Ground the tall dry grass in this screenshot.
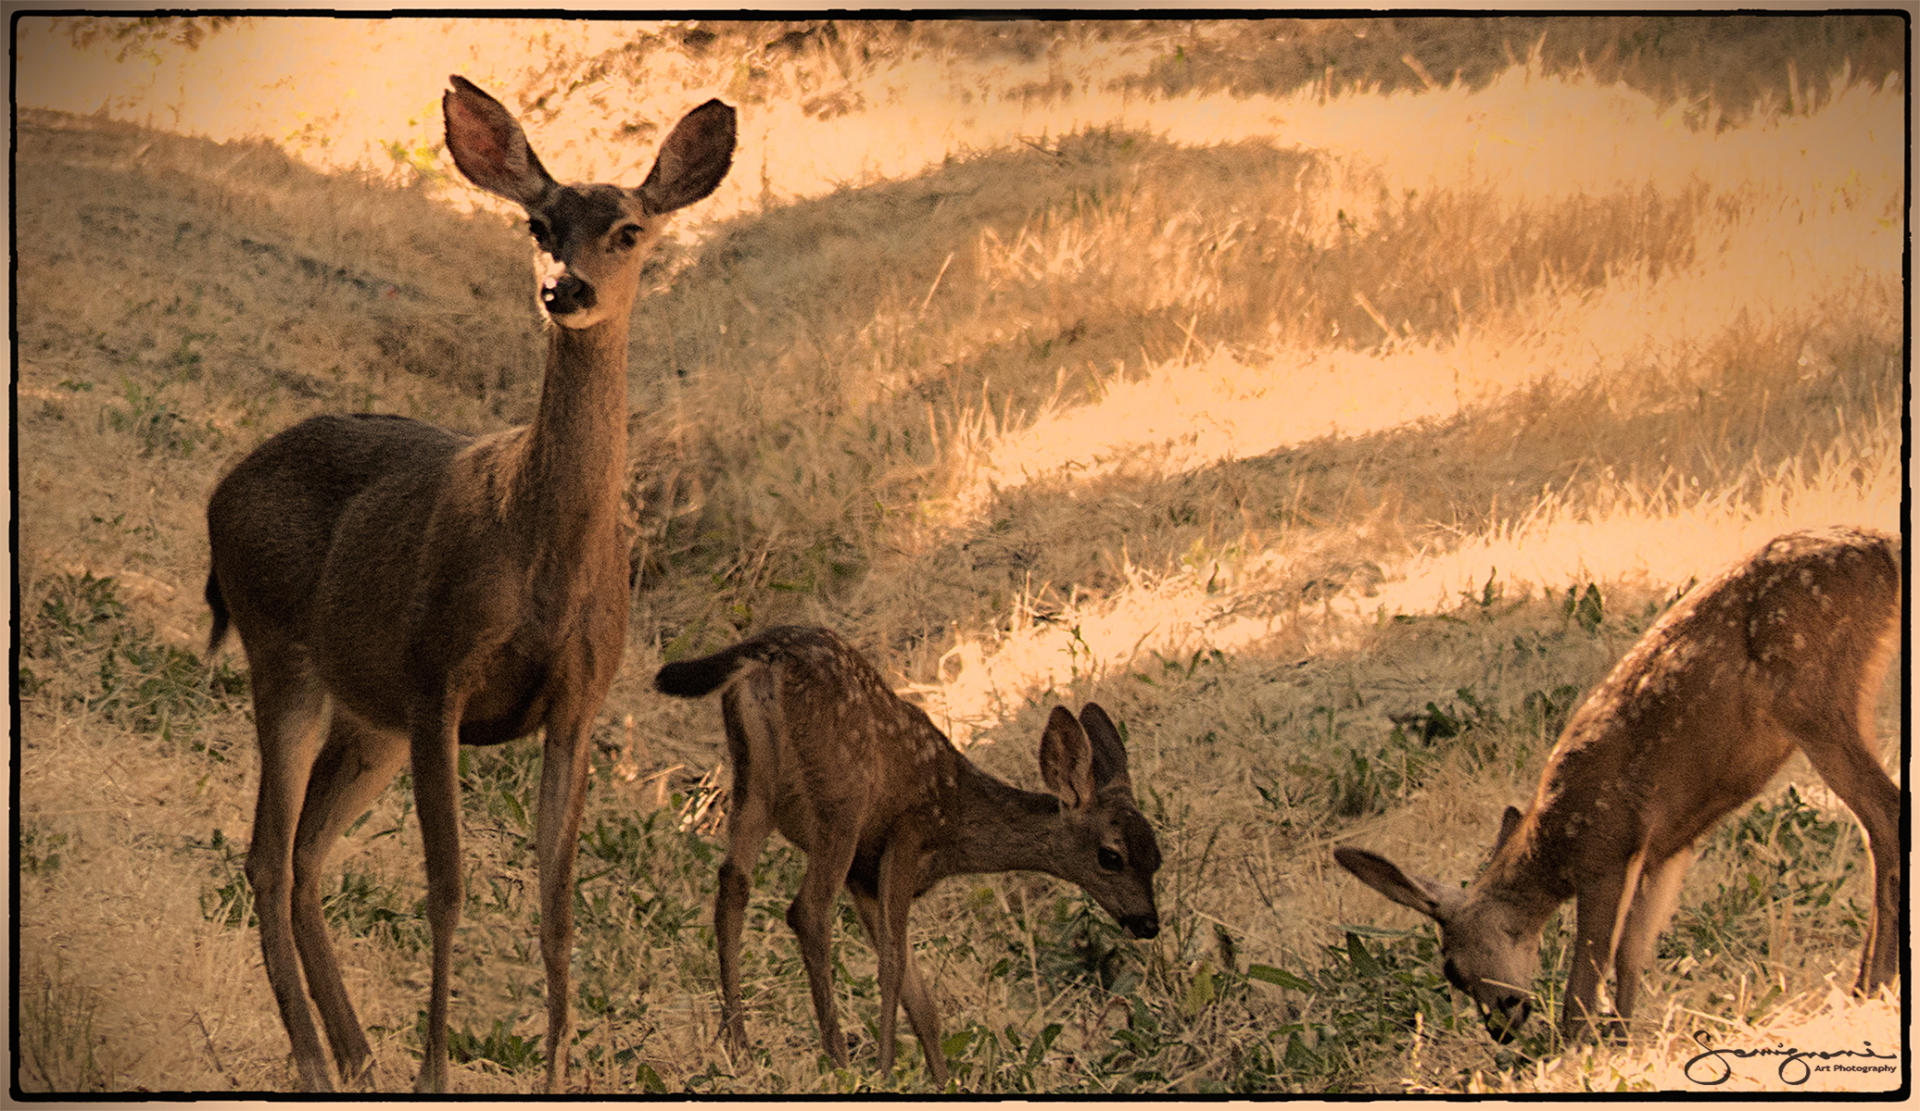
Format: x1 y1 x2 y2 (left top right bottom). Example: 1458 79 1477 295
12 14 1906 1095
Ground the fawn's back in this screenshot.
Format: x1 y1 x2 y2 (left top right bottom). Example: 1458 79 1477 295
1525 526 1900 871
660 626 965 865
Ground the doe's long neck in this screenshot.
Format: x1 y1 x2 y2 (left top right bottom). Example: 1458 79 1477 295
518 312 633 549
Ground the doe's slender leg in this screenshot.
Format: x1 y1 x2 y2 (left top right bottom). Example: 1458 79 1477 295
289 713 408 1085
243 651 334 1091
409 692 466 1094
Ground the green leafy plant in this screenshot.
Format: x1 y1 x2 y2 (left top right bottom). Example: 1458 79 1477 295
24 573 248 754
17 962 117 1091
21 826 69 876
1562 581 1605 634
102 378 219 457
1669 786 1864 969
429 1016 544 1074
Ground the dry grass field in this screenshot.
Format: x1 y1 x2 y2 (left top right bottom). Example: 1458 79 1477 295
11 14 1907 1096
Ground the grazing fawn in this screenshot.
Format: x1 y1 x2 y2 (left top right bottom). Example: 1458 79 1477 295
654 625 1163 1086
1336 526 1902 1042
205 77 734 1091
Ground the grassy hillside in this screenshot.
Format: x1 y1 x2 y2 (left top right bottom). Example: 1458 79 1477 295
13 15 1905 1095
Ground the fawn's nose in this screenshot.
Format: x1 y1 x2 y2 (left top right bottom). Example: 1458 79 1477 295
541 273 595 317
1120 913 1160 939
1481 995 1531 1043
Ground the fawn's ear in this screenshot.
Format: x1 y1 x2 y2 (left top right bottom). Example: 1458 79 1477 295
1077 702 1131 790
443 75 555 208
1038 706 1096 810
1333 846 1456 922
638 99 736 215
1492 806 1526 855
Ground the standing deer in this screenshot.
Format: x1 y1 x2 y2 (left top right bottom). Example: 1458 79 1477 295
204 77 734 1091
653 626 1163 1086
1335 526 1902 1043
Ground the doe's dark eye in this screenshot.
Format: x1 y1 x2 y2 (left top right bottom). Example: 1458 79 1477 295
528 218 552 247
614 223 641 250
1097 847 1125 873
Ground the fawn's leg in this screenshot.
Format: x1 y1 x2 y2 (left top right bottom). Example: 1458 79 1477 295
714 777 773 1059
785 825 860 1070
849 885 947 1087
1790 706 1902 994
872 835 924 1077
1562 854 1639 1039
1612 848 1690 1023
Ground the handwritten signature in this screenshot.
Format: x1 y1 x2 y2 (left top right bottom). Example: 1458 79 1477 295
1683 1029 1898 1085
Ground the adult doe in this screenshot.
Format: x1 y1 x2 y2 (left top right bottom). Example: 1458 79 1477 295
654 626 1163 1086
1335 526 1901 1043
204 77 734 1091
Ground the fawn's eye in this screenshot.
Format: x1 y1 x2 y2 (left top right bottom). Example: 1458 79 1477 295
1097 847 1125 873
528 218 551 248
614 223 641 250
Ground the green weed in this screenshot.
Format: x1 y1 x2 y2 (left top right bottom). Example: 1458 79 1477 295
20 825 70 876
428 1015 543 1075
1242 926 1537 1092
193 823 426 955
326 870 429 954
23 572 248 755
203 873 254 930
382 133 447 185
101 378 219 457
1669 787 1865 972
458 743 541 841
1562 582 1606 633
194 827 253 927
17 962 117 1092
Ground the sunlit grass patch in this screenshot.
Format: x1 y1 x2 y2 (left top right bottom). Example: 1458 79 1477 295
913 388 1895 746
1487 980 1903 1094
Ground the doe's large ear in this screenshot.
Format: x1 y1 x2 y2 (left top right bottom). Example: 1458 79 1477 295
1038 706 1095 810
1077 702 1130 790
443 75 555 208
1333 846 1456 922
638 99 736 215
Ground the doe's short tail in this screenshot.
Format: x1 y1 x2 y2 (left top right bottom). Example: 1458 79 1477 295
205 571 232 655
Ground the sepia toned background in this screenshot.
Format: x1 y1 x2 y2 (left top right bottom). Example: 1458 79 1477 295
12 14 1905 1094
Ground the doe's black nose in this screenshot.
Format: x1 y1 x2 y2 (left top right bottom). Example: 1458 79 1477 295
542 273 595 316
1120 914 1160 939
